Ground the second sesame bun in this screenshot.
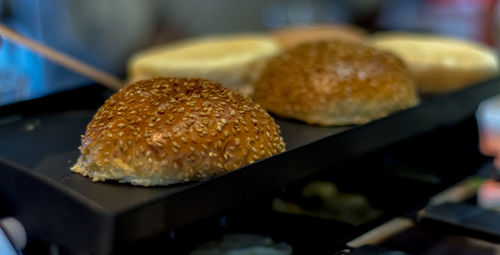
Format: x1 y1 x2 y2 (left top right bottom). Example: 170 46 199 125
253 41 419 126
271 24 366 50
127 34 279 95
370 33 499 94
71 78 286 186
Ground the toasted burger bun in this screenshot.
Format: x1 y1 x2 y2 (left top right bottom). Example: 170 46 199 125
253 40 419 126
271 24 366 50
127 34 279 94
71 77 286 186
370 33 499 94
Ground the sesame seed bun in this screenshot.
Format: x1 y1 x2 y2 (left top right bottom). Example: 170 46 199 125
370 33 499 94
71 77 286 186
253 40 419 126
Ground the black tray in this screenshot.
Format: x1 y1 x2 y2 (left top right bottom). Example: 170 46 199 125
1 78 500 254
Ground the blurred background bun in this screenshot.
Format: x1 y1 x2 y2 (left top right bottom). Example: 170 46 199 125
253 40 419 126
271 24 366 49
370 33 499 94
127 34 279 95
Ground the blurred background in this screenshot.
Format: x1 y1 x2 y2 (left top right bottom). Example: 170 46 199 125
0 0 498 105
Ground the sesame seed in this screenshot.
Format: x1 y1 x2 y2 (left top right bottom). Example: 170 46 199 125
177 107 185 113
146 151 152 157
118 131 124 137
181 137 188 143
118 123 125 128
107 133 113 138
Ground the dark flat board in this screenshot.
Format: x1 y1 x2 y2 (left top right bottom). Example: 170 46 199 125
0 77 499 254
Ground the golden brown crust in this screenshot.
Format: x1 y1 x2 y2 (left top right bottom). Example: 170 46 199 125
253 41 419 126
271 24 366 50
71 77 286 186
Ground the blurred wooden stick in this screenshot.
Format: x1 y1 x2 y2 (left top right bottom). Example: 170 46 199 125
0 23 124 90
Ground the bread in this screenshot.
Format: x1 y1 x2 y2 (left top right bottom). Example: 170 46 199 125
271 24 366 49
253 40 419 126
370 33 499 94
127 34 279 94
71 77 286 186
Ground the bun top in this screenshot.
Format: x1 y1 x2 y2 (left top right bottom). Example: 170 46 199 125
370 33 499 94
127 34 279 91
370 33 498 69
74 77 285 186
271 24 366 49
253 40 418 125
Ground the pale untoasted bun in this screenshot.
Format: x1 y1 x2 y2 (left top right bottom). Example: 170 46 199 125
71 77 286 186
253 41 419 126
271 24 366 49
127 34 279 94
370 33 499 94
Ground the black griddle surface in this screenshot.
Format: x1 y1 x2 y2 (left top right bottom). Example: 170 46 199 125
1 77 499 254
0 110 347 213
